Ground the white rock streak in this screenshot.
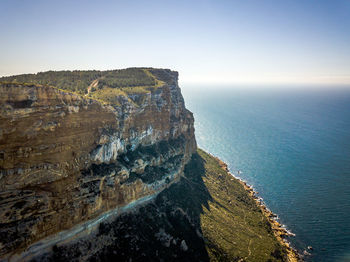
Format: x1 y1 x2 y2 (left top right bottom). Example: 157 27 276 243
91 126 154 163
9 194 156 262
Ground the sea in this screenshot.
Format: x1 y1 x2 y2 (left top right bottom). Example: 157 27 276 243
182 85 350 262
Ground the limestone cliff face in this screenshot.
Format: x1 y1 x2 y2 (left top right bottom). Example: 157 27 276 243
0 69 196 259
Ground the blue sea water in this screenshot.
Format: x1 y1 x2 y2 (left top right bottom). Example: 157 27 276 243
182 86 350 262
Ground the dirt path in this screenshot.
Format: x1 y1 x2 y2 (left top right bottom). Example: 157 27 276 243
245 239 252 260
86 79 99 96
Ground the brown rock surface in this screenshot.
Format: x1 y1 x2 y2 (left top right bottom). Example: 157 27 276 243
0 69 196 259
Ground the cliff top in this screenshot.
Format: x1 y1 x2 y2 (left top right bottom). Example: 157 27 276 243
0 68 178 105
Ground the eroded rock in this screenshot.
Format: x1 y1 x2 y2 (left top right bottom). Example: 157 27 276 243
0 69 196 259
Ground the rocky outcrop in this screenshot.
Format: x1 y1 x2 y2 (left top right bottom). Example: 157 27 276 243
0 69 196 259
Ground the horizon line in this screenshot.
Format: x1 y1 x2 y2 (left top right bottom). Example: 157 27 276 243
1 68 349 88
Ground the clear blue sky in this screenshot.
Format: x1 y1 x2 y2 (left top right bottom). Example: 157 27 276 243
1 0 349 85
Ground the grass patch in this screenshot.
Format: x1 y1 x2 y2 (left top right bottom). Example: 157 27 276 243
89 87 127 106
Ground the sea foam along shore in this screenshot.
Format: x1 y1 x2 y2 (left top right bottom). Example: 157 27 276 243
211 154 302 262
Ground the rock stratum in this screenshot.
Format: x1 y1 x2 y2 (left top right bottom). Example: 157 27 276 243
0 69 196 260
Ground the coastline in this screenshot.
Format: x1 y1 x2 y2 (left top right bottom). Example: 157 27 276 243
212 154 301 262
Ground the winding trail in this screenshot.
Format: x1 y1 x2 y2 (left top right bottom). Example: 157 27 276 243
86 79 99 96
245 239 252 260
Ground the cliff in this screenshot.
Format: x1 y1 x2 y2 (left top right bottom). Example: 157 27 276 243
0 69 196 259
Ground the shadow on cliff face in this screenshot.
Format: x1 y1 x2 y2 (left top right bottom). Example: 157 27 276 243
44 152 213 262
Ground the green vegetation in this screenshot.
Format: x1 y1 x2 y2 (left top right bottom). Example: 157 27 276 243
0 70 102 95
0 68 171 105
97 68 155 89
90 87 126 106
196 149 287 261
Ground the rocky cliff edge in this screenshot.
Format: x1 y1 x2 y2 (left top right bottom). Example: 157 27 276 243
0 68 196 259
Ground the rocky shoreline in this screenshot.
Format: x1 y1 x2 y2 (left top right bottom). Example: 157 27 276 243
213 155 302 262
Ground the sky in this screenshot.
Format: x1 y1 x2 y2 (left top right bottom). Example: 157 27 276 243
1 0 350 86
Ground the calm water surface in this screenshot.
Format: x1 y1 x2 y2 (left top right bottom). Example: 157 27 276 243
182 86 350 262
